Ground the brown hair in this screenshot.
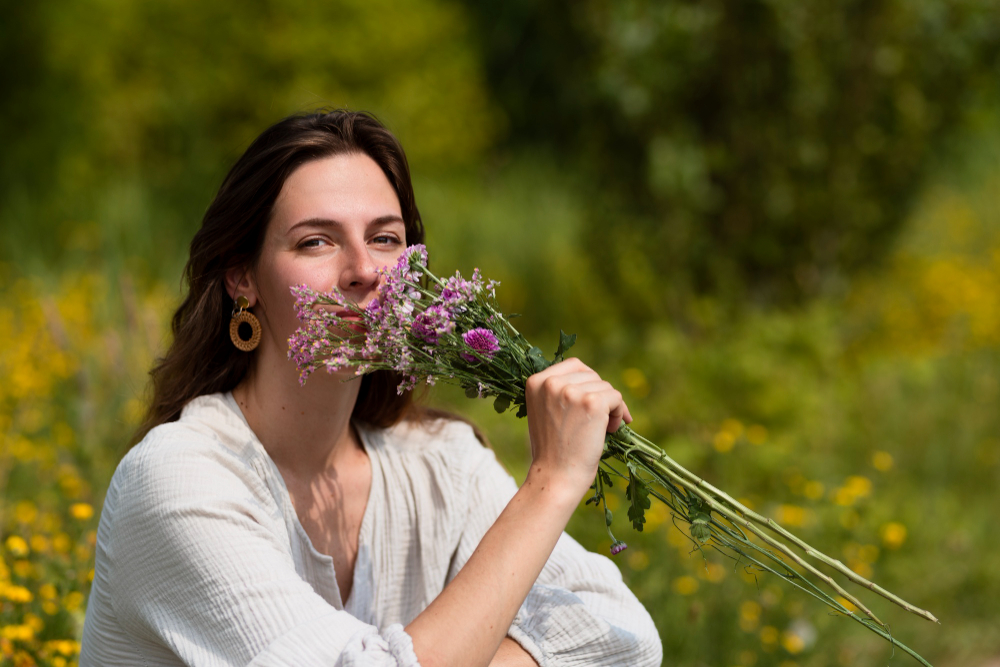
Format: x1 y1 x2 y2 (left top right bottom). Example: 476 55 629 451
131 110 428 445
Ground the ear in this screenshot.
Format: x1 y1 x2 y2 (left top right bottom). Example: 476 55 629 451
224 266 258 307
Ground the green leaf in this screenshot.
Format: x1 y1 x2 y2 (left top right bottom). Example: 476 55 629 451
527 346 551 373
626 471 651 532
688 496 712 544
555 330 577 360
465 386 479 399
493 395 510 413
515 403 528 418
690 522 711 543
598 468 613 488
604 506 613 527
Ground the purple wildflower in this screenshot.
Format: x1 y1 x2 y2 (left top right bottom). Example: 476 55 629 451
411 305 454 345
397 244 429 281
461 328 500 363
610 541 628 555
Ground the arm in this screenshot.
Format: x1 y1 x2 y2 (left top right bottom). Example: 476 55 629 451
406 358 638 667
442 384 662 666
490 638 539 667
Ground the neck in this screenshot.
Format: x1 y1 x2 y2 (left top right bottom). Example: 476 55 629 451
232 335 363 480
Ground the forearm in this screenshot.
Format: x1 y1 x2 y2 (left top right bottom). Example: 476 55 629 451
406 470 577 667
488 637 539 667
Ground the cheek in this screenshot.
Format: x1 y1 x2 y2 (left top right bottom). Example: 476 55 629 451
382 244 408 269
254 260 301 315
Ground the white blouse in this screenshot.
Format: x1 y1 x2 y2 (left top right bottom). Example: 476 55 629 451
80 392 662 666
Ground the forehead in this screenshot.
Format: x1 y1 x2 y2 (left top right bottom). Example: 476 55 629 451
270 153 402 229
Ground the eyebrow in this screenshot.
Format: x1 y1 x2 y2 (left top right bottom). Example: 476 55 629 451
287 215 405 234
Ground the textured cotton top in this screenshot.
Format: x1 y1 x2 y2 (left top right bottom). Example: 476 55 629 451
80 392 662 667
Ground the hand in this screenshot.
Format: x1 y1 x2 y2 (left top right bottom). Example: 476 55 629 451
524 358 632 499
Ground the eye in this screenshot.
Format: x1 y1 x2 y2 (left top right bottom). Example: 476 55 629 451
298 237 328 249
371 234 402 246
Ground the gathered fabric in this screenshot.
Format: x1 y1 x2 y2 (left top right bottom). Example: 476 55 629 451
80 392 662 667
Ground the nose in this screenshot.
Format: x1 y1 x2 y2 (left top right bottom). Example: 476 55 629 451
337 240 379 298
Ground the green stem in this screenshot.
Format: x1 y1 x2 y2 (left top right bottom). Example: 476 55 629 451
608 427 939 624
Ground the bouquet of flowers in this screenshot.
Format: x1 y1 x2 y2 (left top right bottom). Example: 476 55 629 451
289 245 938 665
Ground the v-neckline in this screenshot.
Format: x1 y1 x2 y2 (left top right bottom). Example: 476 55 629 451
222 391 379 611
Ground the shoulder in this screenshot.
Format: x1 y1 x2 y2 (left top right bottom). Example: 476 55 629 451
110 393 273 518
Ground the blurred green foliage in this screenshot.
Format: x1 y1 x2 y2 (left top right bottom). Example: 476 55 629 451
2 0 1000 665
466 0 1000 307
0 0 498 276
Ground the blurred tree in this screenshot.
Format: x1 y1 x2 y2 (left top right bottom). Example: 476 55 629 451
0 0 498 273
465 0 1000 309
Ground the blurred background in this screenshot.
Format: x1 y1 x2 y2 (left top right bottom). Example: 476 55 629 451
1 1 999 665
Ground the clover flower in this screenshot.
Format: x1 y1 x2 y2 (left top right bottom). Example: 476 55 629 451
461 327 500 363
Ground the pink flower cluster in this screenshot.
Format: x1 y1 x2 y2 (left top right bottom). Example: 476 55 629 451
288 244 505 393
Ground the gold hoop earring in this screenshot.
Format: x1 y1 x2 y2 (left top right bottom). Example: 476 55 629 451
229 295 261 352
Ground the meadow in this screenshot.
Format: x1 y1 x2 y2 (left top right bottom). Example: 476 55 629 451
2 128 999 667
2 3 1000 662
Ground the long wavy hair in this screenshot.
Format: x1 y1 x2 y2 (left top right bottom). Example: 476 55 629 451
131 110 434 446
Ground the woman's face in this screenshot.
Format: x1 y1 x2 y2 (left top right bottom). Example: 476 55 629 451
243 152 407 358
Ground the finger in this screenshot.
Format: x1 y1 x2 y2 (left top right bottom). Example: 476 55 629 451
530 357 591 382
554 379 617 404
530 371 603 401
562 382 627 431
607 399 626 433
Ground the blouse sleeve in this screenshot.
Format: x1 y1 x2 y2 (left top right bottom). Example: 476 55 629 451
99 432 421 667
446 437 663 667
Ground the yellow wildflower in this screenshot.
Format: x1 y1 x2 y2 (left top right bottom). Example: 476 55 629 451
30 534 51 553
4 535 29 558
621 368 650 397
781 631 805 654
713 430 736 453
52 533 71 554
23 614 43 634
14 502 38 525
0 625 34 642
0 584 33 603
63 591 85 612
872 451 894 471
672 576 699 596
47 639 81 656
69 503 94 521
881 522 908 549
803 480 824 500
627 550 650 571
775 504 808 528
739 600 761 632
698 561 726 583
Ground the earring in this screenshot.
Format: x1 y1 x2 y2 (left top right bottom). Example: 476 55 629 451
229 295 261 352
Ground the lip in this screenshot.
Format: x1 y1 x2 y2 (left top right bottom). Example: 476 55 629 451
329 309 366 333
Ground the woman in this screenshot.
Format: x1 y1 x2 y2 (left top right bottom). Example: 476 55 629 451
80 110 662 667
